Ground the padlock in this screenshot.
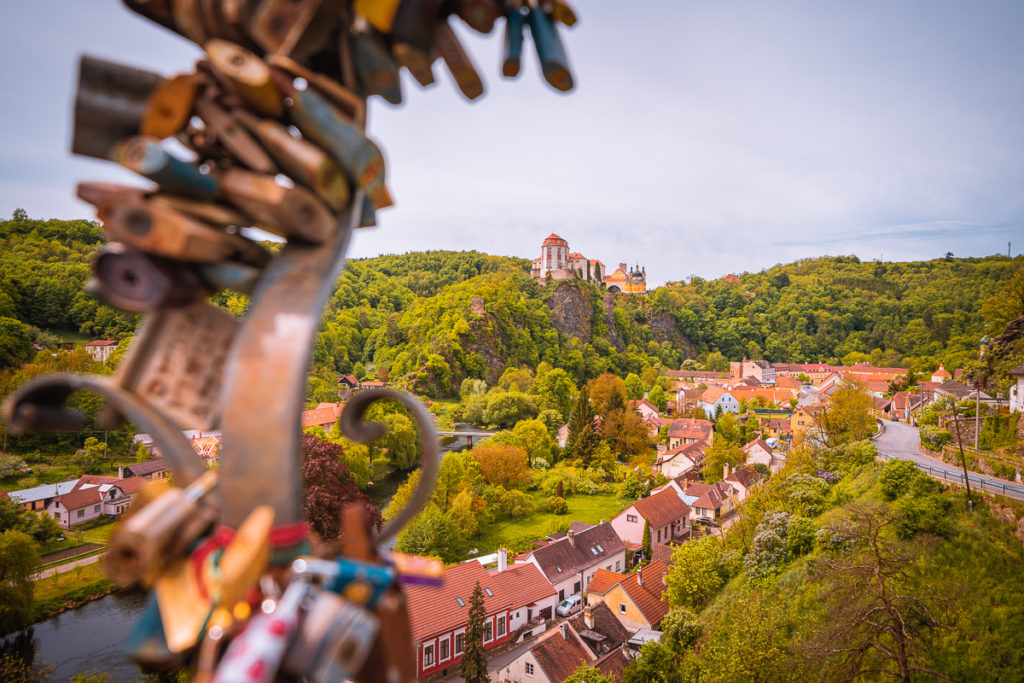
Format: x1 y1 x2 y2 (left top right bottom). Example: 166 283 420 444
93 244 204 312
205 39 285 117
291 556 394 607
382 550 444 587
502 2 525 78
392 43 436 87
455 0 500 33
115 136 220 200
527 6 573 91
248 0 338 58
218 168 337 243
541 0 577 27
278 77 394 211
141 73 198 139
233 109 351 210
95 195 271 267
105 470 219 585
212 577 307 683
268 55 365 124
194 96 278 173
153 194 252 228
216 505 275 609
282 590 379 681
434 21 485 100
351 20 403 105
195 261 263 295
72 55 165 160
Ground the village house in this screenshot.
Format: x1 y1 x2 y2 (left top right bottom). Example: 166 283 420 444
46 484 132 529
7 480 78 512
301 402 344 431
336 374 360 390
675 387 705 414
611 488 691 550
585 561 671 631
790 407 814 440
931 364 953 383
666 418 714 448
724 466 764 502
404 551 557 680
629 399 660 421
498 602 633 683
677 481 733 521
729 385 798 408
655 441 706 480
741 437 775 470
84 339 118 363
884 391 926 422
72 474 147 513
1010 361 1024 413
730 358 776 385
521 522 628 603
121 459 169 480
699 387 739 417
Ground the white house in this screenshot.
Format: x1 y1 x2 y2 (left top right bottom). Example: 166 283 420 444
1010 361 1024 414
610 488 690 549
45 485 129 529
84 339 117 363
699 387 739 416
655 441 705 479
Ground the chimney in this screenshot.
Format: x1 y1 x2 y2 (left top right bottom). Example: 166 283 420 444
497 548 507 573
584 605 594 629
559 623 568 640
637 570 644 587
724 462 731 479
599 519 605 526
117 464 124 479
567 529 575 547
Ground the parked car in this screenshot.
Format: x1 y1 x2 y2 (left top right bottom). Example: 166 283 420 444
556 594 583 617
695 516 718 527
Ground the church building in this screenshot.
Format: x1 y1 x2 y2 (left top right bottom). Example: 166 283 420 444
529 234 645 293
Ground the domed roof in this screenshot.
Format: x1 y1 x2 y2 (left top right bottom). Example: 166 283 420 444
542 233 568 247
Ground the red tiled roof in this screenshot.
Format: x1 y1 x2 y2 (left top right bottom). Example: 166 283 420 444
742 438 773 455
667 418 713 439
681 482 725 512
726 466 762 490
405 561 554 642
543 234 568 247
85 339 117 347
124 459 168 477
587 568 625 596
73 475 147 496
532 628 592 681
53 487 103 511
301 403 343 428
633 488 690 530
650 543 675 566
619 561 670 626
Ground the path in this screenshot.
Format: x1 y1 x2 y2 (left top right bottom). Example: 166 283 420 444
33 552 104 581
875 419 1024 501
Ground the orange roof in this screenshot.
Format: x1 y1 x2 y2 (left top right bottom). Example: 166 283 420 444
774 376 802 390
85 339 117 346
667 418 713 439
618 561 670 626
587 568 625 596
633 488 690 529
53 487 103 511
728 386 797 403
568 252 585 259
543 233 568 247
700 386 732 403
301 403 343 428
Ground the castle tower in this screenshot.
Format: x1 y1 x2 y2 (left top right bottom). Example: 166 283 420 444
537 233 569 278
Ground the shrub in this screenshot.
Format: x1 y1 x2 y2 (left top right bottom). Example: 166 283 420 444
879 459 922 500
551 496 569 515
920 425 952 451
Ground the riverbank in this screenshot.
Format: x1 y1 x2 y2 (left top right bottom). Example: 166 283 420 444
33 562 118 622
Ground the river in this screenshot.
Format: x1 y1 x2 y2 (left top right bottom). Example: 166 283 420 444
2 590 148 681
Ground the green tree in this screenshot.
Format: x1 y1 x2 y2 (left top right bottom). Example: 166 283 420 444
704 351 729 372
534 368 577 418
564 393 600 466
394 503 461 562
642 519 651 560
702 441 747 483
0 317 33 370
665 536 728 611
380 413 420 471
0 529 40 633
482 390 537 429
648 384 667 412
625 373 644 400
511 418 556 465
564 665 613 683
0 497 25 533
460 582 489 683
72 436 108 474
585 373 628 417
813 380 875 447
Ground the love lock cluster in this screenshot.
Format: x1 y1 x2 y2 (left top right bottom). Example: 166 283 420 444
3 1 578 681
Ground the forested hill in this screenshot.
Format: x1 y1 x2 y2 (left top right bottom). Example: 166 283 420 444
1 214 1018 395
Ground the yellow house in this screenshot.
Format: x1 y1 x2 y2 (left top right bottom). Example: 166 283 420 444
791 407 814 439
603 263 646 294
585 561 670 631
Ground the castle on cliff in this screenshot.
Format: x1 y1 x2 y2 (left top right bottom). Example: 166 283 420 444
529 233 646 294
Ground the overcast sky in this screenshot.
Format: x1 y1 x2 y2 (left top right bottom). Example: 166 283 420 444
1 1 1021 285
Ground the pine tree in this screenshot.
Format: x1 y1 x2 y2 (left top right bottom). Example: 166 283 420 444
565 392 599 465
460 581 489 683
642 519 652 561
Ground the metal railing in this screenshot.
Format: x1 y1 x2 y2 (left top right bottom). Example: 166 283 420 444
877 451 1024 499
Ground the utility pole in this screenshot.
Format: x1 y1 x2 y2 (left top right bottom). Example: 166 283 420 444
950 411 974 512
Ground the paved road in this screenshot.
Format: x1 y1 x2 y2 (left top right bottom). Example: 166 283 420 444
875 419 1024 501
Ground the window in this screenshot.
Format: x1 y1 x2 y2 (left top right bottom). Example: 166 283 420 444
456 597 465 607
484 620 493 642
615 561 621 571
596 544 604 553
77 509 85 518
484 587 493 597
526 662 535 676
619 603 627 614
454 632 465 655
439 637 450 661
94 505 100 513
573 581 581 594
590 547 597 555
53 512 60 520
558 589 565 601
423 644 434 668
497 616 506 637
626 514 637 523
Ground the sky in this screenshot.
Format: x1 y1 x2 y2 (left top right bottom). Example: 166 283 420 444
1 1 1022 286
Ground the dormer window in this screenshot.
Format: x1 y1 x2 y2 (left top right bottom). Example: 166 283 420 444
556 566 562 573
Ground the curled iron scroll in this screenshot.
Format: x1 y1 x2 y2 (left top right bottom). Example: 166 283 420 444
2 374 207 486
340 388 441 546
